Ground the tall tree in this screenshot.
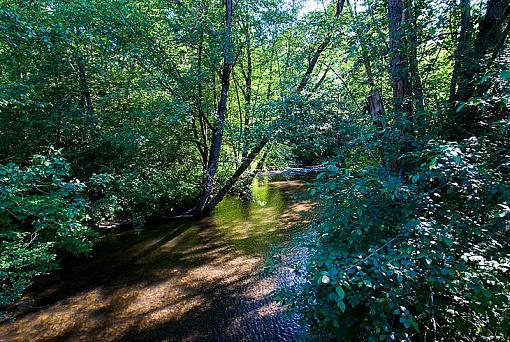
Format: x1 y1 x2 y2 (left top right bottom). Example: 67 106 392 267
195 0 234 214
407 0 424 112
449 0 473 102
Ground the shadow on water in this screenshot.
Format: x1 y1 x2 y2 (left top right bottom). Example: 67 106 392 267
0 177 313 341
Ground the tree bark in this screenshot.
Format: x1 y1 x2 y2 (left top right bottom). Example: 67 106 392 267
77 55 98 142
449 0 473 102
388 0 412 115
192 30 210 169
241 27 253 159
366 90 387 165
336 0 346 17
367 90 385 129
77 55 94 117
297 36 331 93
408 1 424 112
195 0 234 214
387 0 412 176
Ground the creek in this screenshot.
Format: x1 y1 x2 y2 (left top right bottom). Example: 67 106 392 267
0 175 314 341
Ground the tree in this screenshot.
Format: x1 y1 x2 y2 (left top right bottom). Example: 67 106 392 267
194 0 234 215
451 0 510 132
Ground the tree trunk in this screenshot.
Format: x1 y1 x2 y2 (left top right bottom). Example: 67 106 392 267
388 0 412 115
367 90 385 129
455 0 510 102
77 55 94 118
366 90 387 165
77 55 98 142
449 0 472 102
241 28 253 159
297 0 345 93
195 0 234 214
193 30 209 169
408 0 424 112
195 0 346 216
297 36 331 93
336 0 346 17
388 0 412 176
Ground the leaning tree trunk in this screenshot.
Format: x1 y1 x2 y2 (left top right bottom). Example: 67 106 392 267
195 0 234 215
197 0 348 216
202 136 268 214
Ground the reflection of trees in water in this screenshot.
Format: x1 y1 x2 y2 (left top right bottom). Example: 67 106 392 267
212 180 303 256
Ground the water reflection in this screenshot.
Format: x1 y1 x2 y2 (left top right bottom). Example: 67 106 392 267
0 178 312 341
212 177 294 256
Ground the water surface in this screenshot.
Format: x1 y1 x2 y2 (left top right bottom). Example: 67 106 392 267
0 177 312 341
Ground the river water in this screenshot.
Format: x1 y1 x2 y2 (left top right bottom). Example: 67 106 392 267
0 177 313 341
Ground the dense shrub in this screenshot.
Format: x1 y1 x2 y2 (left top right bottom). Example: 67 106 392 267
285 120 510 340
0 150 98 308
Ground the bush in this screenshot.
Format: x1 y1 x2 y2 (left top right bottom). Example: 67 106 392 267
0 150 98 308
285 122 510 340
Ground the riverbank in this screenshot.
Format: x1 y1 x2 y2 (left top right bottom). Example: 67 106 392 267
94 166 323 233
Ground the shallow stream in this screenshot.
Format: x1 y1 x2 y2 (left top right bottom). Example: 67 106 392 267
0 176 313 341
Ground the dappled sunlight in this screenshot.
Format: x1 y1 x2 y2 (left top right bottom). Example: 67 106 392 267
0 179 312 341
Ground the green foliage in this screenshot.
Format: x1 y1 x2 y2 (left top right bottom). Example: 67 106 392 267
1 0 510 339
284 119 510 340
269 3 510 339
0 150 98 307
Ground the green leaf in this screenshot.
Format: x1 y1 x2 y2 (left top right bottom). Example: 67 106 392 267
338 300 346 312
336 285 345 301
397 274 403 283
